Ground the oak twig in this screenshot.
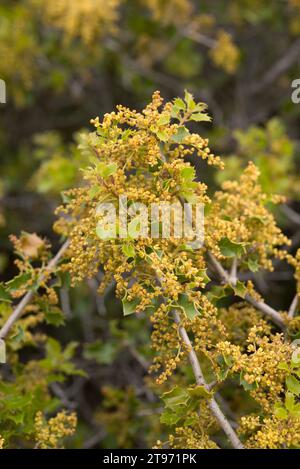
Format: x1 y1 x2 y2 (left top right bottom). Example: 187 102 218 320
0 240 70 340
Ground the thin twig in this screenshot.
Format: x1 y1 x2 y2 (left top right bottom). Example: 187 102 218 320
288 294 299 318
173 310 244 449
207 251 285 329
0 240 70 340
251 37 300 94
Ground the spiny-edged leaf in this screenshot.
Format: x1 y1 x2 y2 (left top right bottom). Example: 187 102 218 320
232 280 247 299
286 375 300 396
184 90 196 110
6 272 32 292
177 293 200 320
180 166 195 181
173 97 186 110
162 386 190 409
187 385 212 400
190 112 211 122
122 297 140 316
247 257 260 272
285 391 295 412
155 129 169 142
278 361 290 371
45 307 65 326
219 237 246 258
207 285 230 301
160 407 184 426
171 126 189 143
0 339 6 363
0 283 11 303
290 403 300 418
274 403 288 420
122 243 136 259
157 113 170 126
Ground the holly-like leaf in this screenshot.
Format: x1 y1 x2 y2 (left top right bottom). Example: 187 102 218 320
177 293 200 320
232 280 247 298
274 403 288 420
219 237 246 258
122 243 135 259
286 375 300 396
190 112 211 122
162 386 190 409
122 298 140 316
171 126 189 143
285 391 295 412
6 272 32 292
0 283 12 303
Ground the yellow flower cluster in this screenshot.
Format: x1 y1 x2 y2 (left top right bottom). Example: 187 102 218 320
34 411 77 449
216 326 291 412
33 0 120 44
209 30 240 74
168 425 219 449
240 414 300 449
206 162 290 271
143 0 193 26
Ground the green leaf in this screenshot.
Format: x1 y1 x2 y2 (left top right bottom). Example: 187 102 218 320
155 129 169 142
162 386 190 409
190 112 211 122
96 162 117 179
278 362 290 371
84 340 118 365
171 98 186 118
180 166 195 181
247 257 260 272
290 403 300 418
286 375 300 396
232 280 247 299
184 90 196 110
285 391 295 412
177 293 200 320
45 307 65 327
122 298 140 316
122 243 136 259
187 385 212 400
0 283 12 303
157 113 170 126
274 403 288 420
219 237 246 258
160 408 183 426
6 272 32 292
171 126 189 143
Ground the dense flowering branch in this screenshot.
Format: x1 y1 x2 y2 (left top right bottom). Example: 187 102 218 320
0 240 70 340
207 251 286 329
173 310 244 449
